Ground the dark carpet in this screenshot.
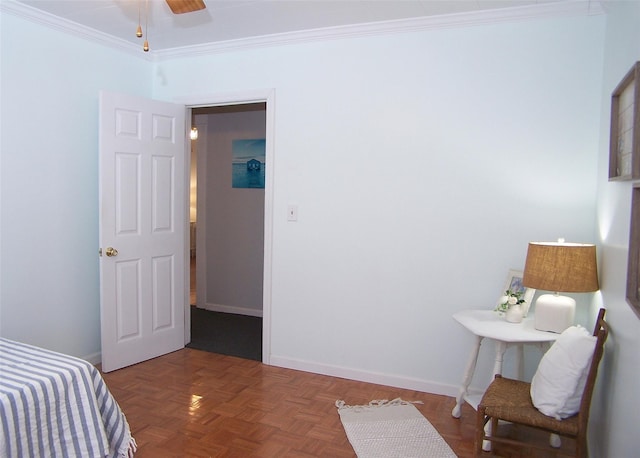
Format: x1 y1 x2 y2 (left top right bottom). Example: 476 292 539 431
187 306 263 361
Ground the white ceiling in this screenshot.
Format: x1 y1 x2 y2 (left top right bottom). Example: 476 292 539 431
12 0 576 52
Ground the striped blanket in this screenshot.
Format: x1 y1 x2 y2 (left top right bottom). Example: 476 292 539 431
0 338 136 457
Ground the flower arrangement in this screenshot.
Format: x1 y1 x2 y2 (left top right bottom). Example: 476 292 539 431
495 289 526 314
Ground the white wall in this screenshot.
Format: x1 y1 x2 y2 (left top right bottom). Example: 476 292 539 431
0 12 151 358
593 2 640 457
155 13 605 393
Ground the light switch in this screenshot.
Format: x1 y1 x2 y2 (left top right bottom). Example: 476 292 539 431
287 205 298 222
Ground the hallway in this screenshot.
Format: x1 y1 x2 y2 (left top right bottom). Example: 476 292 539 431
187 255 262 361
190 256 196 305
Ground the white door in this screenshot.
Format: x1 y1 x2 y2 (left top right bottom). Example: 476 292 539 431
99 90 187 372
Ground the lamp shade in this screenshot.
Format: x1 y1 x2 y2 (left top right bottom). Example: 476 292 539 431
522 242 599 293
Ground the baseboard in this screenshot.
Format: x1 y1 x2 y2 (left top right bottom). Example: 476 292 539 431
89 348 459 399
199 302 263 318
83 351 102 366
269 354 460 398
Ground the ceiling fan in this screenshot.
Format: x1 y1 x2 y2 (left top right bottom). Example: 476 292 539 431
165 0 206 14
136 0 206 51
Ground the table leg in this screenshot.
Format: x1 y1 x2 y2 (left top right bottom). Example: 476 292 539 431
452 335 483 418
483 418 498 452
483 340 509 451
532 343 562 448
492 340 507 377
516 343 525 380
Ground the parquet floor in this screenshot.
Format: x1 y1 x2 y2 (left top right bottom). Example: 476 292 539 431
100 348 575 457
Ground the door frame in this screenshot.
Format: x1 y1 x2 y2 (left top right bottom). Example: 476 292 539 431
179 89 275 365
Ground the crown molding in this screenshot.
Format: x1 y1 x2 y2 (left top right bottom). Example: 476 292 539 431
156 0 604 60
0 1 148 59
1 0 604 62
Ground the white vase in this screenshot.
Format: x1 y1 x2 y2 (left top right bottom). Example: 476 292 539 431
505 304 524 323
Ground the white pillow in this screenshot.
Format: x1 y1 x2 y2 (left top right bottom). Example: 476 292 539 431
530 325 596 420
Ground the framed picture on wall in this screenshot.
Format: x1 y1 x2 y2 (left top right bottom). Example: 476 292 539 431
626 184 640 319
232 139 266 189
609 61 640 181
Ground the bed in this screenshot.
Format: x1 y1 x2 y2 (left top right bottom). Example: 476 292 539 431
0 338 136 457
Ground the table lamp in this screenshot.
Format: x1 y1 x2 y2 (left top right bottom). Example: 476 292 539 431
522 240 599 333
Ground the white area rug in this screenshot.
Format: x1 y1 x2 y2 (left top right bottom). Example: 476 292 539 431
336 398 457 458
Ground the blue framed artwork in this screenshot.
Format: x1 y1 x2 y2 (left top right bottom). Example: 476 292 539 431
232 139 266 189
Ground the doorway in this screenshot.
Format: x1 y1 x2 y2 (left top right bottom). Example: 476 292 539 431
188 102 267 361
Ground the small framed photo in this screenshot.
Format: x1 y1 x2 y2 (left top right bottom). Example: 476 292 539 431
609 61 640 181
626 184 640 319
503 269 536 315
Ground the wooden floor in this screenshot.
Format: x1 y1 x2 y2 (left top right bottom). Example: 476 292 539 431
100 348 577 457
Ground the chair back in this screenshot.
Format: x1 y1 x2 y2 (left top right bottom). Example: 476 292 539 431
577 308 609 431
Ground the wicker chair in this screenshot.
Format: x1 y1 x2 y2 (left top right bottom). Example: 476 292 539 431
475 308 609 457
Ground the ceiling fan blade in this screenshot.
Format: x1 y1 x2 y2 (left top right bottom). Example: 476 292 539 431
165 0 206 14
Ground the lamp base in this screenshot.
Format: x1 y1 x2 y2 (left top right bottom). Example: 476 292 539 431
534 294 575 333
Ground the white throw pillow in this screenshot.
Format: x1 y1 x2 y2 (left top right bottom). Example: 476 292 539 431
530 325 596 420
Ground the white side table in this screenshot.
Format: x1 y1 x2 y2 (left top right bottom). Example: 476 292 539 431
451 310 558 418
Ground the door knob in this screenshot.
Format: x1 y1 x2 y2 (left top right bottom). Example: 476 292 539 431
105 247 119 257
